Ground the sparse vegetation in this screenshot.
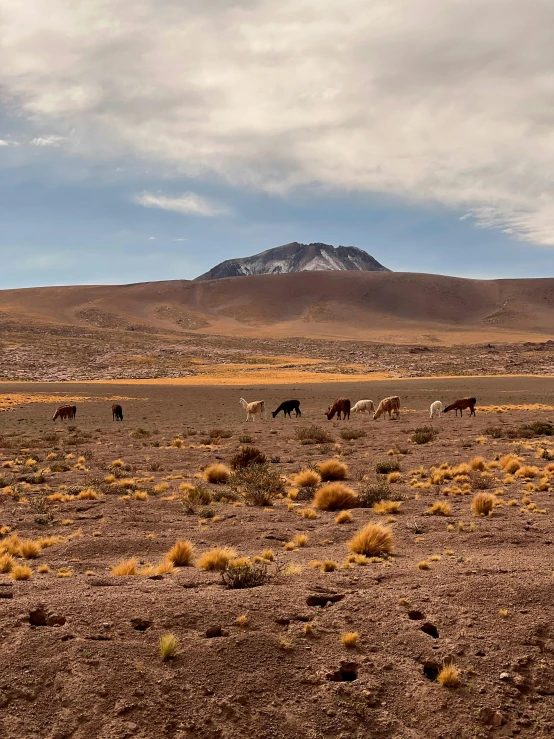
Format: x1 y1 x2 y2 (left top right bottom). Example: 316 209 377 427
348 523 394 556
340 428 366 441
471 492 495 516
317 459 348 481
296 425 334 445
167 540 194 566
159 633 179 661
221 559 269 589
229 464 285 506
111 558 138 576
313 482 357 510
203 463 231 484
197 547 237 571
375 459 400 475
230 446 267 470
411 426 437 445
437 663 459 687
341 631 359 647
335 510 352 524
294 468 321 488
425 501 451 516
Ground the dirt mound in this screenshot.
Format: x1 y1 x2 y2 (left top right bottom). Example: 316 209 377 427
1 271 554 342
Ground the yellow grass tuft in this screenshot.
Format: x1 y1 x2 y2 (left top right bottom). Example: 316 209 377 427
470 457 486 471
111 459 124 468
134 491 148 500
172 438 183 448
283 563 303 575
299 508 318 519
321 560 337 572
37 564 49 573
313 482 357 511
236 614 249 627
418 560 430 570
18 539 42 559
167 540 195 566
471 492 495 517
499 608 509 617
347 523 394 556
293 534 308 547
57 568 72 578
500 454 521 473
425 501 451 516
111 557 139 576
10 564 32 580
515 465 540 479
197 546 237 571
0 553 14 572
335 510 352 524
387 471 402 484
159 633 179 661
153 482 169 494
373 500 402 515
77 489 101 500
437 663 459 687
294 468 321 488
261 549 274 561
341 631 359 648
317 459 348 481
203 463 231 484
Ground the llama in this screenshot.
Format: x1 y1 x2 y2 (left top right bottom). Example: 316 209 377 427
53 405 76 422
325 398 351 420
443 397 476 417
272 400 301 418
112 404 124 421
240 398 266 421
373 396 400 420
351 399 375 415
429 400 443 418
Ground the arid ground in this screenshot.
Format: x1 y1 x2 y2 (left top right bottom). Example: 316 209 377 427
1 377 554 738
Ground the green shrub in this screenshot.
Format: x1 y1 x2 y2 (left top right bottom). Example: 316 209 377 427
411 426 437 445
230 446 267 470
296 425 334 445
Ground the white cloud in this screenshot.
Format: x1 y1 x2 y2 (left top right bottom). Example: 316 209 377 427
1 1 554 243
173 238 187 242
31 135 66 147
148 235 157 240
134 192 230 217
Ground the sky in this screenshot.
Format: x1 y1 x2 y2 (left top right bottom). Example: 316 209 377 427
1 0 554 288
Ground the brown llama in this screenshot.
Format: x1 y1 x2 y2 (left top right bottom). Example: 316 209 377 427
443 397 476 417
325 398 351 420
112 404 124 421
53 405 76 422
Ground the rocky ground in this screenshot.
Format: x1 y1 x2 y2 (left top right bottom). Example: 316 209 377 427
2 321 554 381
1 378 554 738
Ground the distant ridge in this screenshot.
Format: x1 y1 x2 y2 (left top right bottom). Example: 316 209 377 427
194 242 390 280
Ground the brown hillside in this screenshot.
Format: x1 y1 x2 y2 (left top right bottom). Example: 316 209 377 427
1 271 554 343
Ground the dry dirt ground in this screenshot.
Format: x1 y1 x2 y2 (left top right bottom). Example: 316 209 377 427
1 378 554 739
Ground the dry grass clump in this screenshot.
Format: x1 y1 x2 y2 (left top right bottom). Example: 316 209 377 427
167 540 195 566
294 468 321 488
335 510 352 524
77 488 101 500
471 492 495 516
317 459 348 481
348 523 394 556
470 456 486 471
387 471 402 484
203 464 231 484
500 455 520 472
418 561 430 570
0 553 14 572
515 465 540 479
159 633 179 661
300 508 318 519
261 549 274 561
292 534 308 547
341 631 359 648
111 558 139 576
18 539 42 559
437 663 459 687
283 563 303 575
320 560 337 572
236 614 249 627
314 482 357 511
296 425 333 445
10 564 32 580
197 546 237 571
230 446 267 470
373 500 402 515
425 501 451 516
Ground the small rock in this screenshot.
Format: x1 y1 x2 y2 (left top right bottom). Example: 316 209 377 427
499 673 511 681
205 626 223 638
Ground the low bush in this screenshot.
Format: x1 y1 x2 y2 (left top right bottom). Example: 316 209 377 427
230 446 267 470
471 492 495 516
357 478 403 508
229 464 285 506
375 459 400 475
484 426 503 438
197 547 237 571
294 468 321 488
411 427 437 445
203 463 231 484
340 429 366 441
296 425 333 445
221 559 270 589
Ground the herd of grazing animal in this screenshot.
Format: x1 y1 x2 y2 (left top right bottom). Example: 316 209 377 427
51 394 478 423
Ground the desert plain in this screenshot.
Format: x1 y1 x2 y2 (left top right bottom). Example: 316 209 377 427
1 374 554 739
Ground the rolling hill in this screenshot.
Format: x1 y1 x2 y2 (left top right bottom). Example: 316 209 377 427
1 271 554 344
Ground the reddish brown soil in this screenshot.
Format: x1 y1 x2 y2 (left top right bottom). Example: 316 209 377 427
1 378 554 738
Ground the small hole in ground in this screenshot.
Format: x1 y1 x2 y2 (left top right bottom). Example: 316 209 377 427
423 663 439 681
421 622 439 639
408 610 425 620
326 661 358 682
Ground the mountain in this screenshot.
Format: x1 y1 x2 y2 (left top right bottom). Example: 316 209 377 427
194 242 389 280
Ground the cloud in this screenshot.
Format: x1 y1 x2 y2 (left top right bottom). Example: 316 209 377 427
148 235 157 240
1 1 554 243
31 135 66 147
134 192 230 217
